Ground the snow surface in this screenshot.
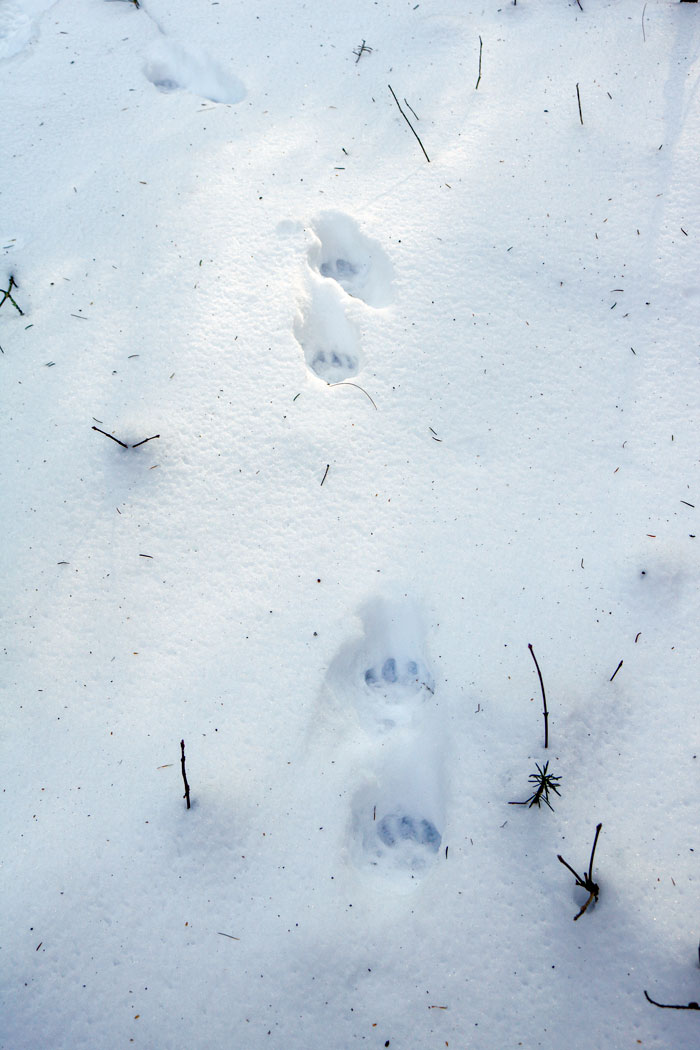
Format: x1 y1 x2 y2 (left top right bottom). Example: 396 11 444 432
2 0 700 1047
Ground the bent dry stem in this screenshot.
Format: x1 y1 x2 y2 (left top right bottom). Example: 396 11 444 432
528 643 549 748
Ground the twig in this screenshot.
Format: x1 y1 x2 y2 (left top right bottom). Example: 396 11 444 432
557 823 602 920
404 98 419 121
644 991 699 1011
576 83 584 125
528 643 549 748
353 40 373 64
131 434 160 447
217 932 240 940
0 275 24 315
475 36 483 90
609 659 623 682
180 739 191 810
388 85 430 162
642 2 647 42
92 426 160 449
320 463 330 486
92 426 129 449
329 380 378 410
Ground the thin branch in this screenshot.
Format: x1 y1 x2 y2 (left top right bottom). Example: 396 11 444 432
131 434 160 447
475 36 483 90
180 739 191 810
0 275 24 315
587 822 603 879
644 991 700 1011
388 84 430 162
528 643 549 748
576 83 584 125
92 425 129 449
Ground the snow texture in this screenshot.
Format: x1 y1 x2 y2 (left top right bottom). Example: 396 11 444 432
2 0 700 1048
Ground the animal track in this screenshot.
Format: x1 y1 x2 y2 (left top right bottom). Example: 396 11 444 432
364 657 434 694
0 1 37 60
294 283 360 382
143 36 245 104
330 597 445 884
377 813 441 852
309 212 394 308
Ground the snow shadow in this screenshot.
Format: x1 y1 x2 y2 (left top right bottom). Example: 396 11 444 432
308 212 394 308
294 282 361 382
143 36 245 104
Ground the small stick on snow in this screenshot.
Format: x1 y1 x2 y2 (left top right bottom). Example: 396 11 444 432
576 83 584 125
180 739 191 810
475 36 483 90
92 426 129 449
131 434 160 447
528 643 549 749
388 85 430 162
609 659 623 682
0 275 24 315
320 463 330 486
644 991 700 1011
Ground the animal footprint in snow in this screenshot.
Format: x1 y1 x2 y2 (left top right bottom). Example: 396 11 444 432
143 36 245 104
309 212 394 308
0 1 37 60
377 813 442 852
350 737 444 883
364 657 434 695
294 282 361 382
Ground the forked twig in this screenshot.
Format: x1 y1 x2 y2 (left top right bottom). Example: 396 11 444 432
557 823 602 920
0 275 24 315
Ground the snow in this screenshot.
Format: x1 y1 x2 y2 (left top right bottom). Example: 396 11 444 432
1 0 699 1047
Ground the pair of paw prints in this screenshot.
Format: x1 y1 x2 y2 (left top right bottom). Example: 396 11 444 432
329 598 445 885
294 212 394 383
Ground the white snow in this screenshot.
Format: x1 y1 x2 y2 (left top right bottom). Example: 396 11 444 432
2 0 700 1047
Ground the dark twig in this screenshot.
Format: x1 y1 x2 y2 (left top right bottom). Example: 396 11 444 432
131 434 160 447
557 823 602 921
92 426 160 449
388 85 430 162
320 463 330 486
644 990 699 1011
92 426 129 449
609 659 623 682
528 643 549 748
642 2 647 42
404 98 419 121
576 83 584 125
0 275 24 315
353 40 373 64
180 739 191 809
475 36 483 90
